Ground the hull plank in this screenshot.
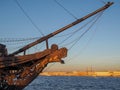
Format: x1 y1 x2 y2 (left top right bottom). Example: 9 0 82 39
0 44 67 90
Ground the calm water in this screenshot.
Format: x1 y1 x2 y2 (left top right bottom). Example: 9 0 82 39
24 76 120 90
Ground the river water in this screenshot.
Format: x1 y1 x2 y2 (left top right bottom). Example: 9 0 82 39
24 76 120 90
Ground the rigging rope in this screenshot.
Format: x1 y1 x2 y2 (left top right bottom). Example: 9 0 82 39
53 18 95 38
59 11 103 50
14 0 44 36
0 37 39 43
43 11 104 72
98 0 106 4
67 12 103 61
54 0 78 20
68 11 104 50
57 13 100 45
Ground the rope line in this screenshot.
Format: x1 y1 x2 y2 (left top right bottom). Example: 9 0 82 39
57 13 100 45
98 0 106 4
0 37 39 43
61 12 104 63
43 11 104 71
54 0 78 19
14 0 44 36
64 11 104 50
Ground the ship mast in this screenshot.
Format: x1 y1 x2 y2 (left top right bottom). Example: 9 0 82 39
10 2 113 56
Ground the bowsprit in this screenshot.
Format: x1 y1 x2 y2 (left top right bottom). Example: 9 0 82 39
0 2 113 90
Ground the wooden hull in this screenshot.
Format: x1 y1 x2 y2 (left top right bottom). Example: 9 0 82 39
0 45 67 90
0 2 113 89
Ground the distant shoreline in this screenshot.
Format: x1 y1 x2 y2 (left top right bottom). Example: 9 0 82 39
40 71 120 77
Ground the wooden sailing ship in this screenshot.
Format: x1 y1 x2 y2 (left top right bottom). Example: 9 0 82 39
0 2 113 90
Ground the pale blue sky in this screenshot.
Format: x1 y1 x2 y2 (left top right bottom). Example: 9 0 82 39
0 0 120 71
